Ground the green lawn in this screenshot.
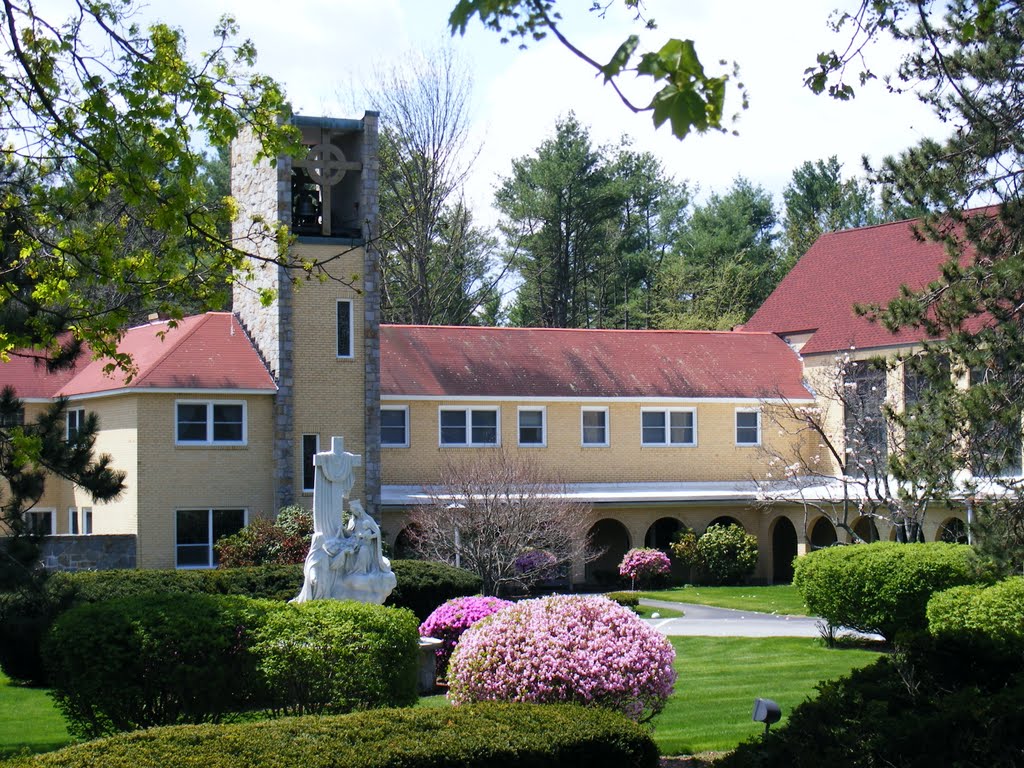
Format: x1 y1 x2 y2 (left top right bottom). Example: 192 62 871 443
653 636 881 755
635 585 808 616
0 672 74 759
633 604 685 619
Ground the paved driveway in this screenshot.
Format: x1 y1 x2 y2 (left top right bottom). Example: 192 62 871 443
640 598 880 639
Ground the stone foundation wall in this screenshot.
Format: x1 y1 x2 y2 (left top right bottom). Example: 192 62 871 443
37 534 137 571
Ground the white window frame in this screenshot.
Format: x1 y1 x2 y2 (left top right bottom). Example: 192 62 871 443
735 408 761 447
66 407 85 440
175 508 248 569
517 406 547 447
68 506 79 535
301 433 319 493
81 507 93 535
641 407 697 447
581 407 610 447
381 406 410 448
337 299 354 359
25 508 55 536
175 400 247 446
438 406 501 447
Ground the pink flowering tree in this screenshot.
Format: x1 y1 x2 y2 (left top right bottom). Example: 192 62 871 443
447 595 677 723
618 547 672 590
418 596 512 677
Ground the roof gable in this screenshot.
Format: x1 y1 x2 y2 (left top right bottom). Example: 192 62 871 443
744 215 983 354
381 325 810 400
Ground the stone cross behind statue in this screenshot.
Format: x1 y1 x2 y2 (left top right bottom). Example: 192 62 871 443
292 436 397 604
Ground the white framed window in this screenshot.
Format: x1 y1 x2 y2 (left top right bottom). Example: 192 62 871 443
66 408 85 440
68 507 79 535
25 509 55 536
581 407 609 447
301 434 319 492
175 401 247 445
81 507 93 535
736 408 761 446
439 407 500 447
641 408 697 446
381 406 410 447
518 407 546 447
337 299 354 359
175 508 247 568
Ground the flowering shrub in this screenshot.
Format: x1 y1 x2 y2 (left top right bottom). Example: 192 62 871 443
447 595 676 722
418 596 512 676
215 505 313 567
618 548 672 588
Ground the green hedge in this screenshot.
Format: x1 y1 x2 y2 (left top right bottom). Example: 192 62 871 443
0 560 477 684
44 594 419 737
928 577 1024 653
385 559 482 621
0 703 658 768
604 591 640 608
792 542 979 640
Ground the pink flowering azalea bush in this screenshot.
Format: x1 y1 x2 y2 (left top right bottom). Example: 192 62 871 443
447 595 677 722
619 547 672 588
419 596 512 676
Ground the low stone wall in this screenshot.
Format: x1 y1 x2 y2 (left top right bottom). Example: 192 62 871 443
38 534 137 571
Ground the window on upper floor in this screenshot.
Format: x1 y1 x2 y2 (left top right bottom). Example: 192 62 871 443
735 409 761 446
518 407 546 447
969 367 1022 477
176 508 247 568
381 407 410 447
81 507 93 535
176 401 246 445
581 407 609 447
68 507 78 535
440 407 499 447
25 509 54 536
843 361 887 469
66 408 85 440
641 408 696 446
337 299 353 358
301 434 319 492
0 406 24 428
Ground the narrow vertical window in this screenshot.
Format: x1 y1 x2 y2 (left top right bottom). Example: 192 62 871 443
68 507 79 535
582 408 609 446
82 507 93 535
736 409 761 446
337 299 353 358
66 408 85 440
302 434 319 492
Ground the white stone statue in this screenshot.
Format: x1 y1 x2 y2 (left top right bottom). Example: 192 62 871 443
293 436 397 604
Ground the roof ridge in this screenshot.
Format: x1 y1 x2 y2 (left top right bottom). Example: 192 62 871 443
382 324 776 337
131 314 212 388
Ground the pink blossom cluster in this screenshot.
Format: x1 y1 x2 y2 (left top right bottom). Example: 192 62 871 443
419 596 512 675
446 595 677 722
514 548 558 576
619 547 672 581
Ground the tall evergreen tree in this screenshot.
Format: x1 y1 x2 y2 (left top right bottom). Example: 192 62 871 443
497 115 623 328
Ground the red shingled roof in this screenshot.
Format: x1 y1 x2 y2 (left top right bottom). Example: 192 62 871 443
744 215 983 354
1 313 276 399
381 325 811 400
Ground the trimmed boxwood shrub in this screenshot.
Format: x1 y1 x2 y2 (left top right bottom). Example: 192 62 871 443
44 594 419 737
385 559 482 621
605 591 640 609
792 542 979 640
928 577 1024 653
252 599 419 716
0 560 474 684
0 702 658 768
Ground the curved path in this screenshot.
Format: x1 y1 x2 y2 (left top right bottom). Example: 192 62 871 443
640 598 880 639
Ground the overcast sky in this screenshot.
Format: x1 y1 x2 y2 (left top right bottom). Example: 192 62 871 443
141 0 946 223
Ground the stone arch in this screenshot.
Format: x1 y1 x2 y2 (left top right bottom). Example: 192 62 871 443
586 518 631 586
937 516 968 544
393 524 420 560
770 516 798 584
852 516 880 543
706 515 744 532
809 517 838 549
645 517 684 550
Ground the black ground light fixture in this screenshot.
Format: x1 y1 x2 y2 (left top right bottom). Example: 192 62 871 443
752 697 781 740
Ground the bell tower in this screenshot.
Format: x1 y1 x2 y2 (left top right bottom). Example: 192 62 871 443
231 112 381 518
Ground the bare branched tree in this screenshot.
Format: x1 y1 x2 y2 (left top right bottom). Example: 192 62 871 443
757 352 961 544
407 451 595 595
365 47 506 325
